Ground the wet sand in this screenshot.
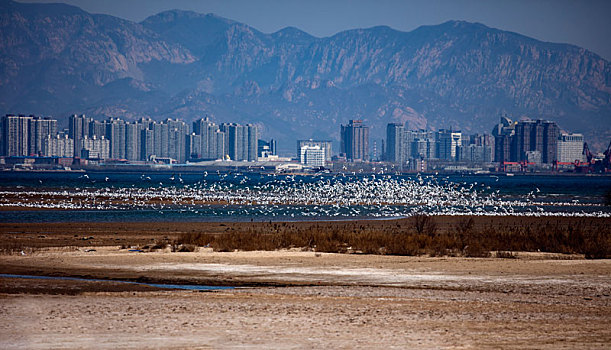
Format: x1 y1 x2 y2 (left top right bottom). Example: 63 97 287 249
1 218 610 349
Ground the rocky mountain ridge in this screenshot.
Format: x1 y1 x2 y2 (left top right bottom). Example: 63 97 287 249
1 0 609 153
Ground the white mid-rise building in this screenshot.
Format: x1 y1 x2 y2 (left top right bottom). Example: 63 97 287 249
300 145 325 167
557 133 584 163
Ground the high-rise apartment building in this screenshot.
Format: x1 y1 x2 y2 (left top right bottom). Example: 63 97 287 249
385 123 404 163
541 121 559 164
140 128 154 161
187 133 202 159
557 133 584 163
408 130 437 160
492 116 517 163
69 114 90 157
105 118 126 159
492 117 559 164
1 114 32 156
514 119 556 163
436 129 462 161
152 122 169 158
385 125 440 164
210 129 226 160
28 117 57 156
88 120 106 139
514 120 535 161
193 117 226 160
220 123 257 161
124 122 140 161
165 119 189 163
340 120 369 162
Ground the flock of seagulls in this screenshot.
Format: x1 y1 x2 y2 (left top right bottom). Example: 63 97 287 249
0 173 608 218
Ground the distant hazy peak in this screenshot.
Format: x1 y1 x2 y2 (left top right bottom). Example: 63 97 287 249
2 0 87 17
141 9 236 26
272 26 315 39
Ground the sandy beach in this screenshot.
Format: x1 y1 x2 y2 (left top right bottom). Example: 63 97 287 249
1 231 610 349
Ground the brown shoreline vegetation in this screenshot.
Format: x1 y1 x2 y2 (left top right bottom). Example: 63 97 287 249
3 215 607 258
177 215 611 259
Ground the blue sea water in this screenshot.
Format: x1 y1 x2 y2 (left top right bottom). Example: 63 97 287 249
0 171 609 222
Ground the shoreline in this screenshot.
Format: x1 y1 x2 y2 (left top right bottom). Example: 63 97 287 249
3 167 611 176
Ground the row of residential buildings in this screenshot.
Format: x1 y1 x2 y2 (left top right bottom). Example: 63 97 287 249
385 124 495 164
1 114 264 163
294 117 584 169
1 114 587 170
382 116 585 168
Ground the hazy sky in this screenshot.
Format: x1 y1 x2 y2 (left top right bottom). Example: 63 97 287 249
21 0 611 60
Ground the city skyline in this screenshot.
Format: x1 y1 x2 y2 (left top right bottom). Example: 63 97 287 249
1 112 590 170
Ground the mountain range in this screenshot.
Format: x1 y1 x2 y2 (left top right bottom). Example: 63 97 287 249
1 0 610 153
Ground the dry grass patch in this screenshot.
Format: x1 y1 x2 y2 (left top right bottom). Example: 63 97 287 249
175 216 610 258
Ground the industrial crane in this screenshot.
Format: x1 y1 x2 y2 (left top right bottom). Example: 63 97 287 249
554 141 611 173
583 143 594 164
603 141 611 171
578 141 611 173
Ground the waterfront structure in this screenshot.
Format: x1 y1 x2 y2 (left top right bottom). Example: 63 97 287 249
557 133 584 163
340 120 369 162
525 150 542 165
